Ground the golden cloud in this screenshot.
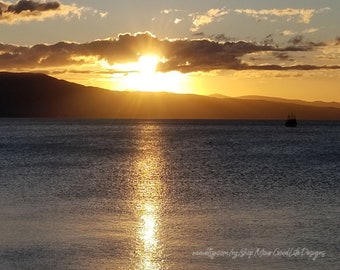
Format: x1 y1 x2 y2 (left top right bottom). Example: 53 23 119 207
0 32 339 73
190 8 229 32
234 7 330 24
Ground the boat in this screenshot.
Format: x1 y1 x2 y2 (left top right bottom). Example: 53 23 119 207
285 113 297 127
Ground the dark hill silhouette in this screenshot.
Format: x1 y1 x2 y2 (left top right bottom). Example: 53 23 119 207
237 95 340 109
210 94 340 109
1 72 340 119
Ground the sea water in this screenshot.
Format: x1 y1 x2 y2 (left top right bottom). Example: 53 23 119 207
0 119 339 270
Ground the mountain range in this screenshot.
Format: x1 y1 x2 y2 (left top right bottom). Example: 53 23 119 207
210 94 340 109
1 72 340 120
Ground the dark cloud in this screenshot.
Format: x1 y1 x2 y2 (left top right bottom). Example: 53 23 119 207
243 64 340 71
335 36 340 45
0 43 25 52
213 34 230 42
192 32 205 37
0 1 88 24
0 33 339 73
0 33 163 69
7 0 60 14
277 35 326 52
263 34 275 46
288 35 304 45
161 39 237 72
273 52 289 60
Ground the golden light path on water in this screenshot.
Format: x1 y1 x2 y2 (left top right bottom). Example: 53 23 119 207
131 124 167 270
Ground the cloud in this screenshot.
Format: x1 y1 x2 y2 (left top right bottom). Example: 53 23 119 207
0 33 339 73
242 64 340 71
159 8 185 26
234 7 329 24
160 9 183 15
0 0 104 24
174 18 182 24
303 28 319 34
6 0 60 14
190 8 228 32
192 32 204 37
273 52 290 60
281 30 296 36
336 37 340 46
288 35 304 45
0 32 163 69
281 28 319 38
160 9 171 14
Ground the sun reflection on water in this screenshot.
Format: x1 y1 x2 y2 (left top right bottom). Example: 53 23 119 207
132 124 166 270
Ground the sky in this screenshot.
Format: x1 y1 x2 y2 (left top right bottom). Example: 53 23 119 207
0 0 339 101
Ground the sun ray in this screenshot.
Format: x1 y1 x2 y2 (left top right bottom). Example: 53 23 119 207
106 55 187 93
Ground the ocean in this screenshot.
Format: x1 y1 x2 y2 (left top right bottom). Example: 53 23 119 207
0 119 339 270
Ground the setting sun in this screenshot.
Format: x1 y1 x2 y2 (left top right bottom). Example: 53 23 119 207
109 55 187 93
137 55 159 74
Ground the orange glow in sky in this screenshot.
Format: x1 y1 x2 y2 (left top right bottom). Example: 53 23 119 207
1 0 340 102
105 55 188 93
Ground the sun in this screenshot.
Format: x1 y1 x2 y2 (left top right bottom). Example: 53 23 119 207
137 55 159 74
108 55 187 93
